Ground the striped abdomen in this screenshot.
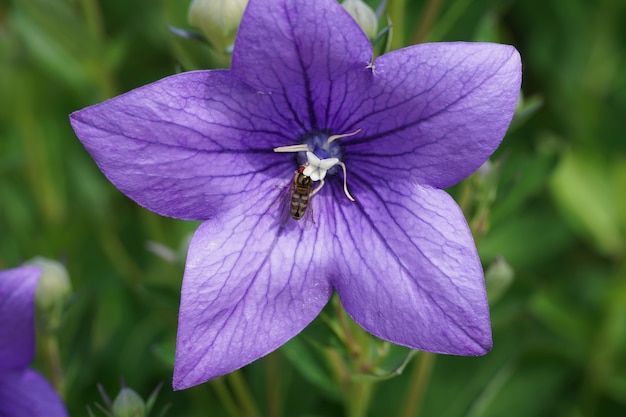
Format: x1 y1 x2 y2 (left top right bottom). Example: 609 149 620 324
290 170 313 220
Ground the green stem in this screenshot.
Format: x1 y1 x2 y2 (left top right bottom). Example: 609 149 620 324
79 0 118 98
335 299 376 417
98 226 143 285
347 354 374 417
210 378 241 417
43 334 65 398
79 0 106 38
227 370 262 417
265 351 282 417
457 178 474 215
399 352 436 417
388 0 408 50
470 205 490 243
335 296 360 359
411 0 443 44
427 0 473 41
347 379 374 417
17 83 64 225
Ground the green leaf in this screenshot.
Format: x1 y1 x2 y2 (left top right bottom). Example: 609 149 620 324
477 357 568 417
145 383 163 413
281 337 341 400
152 342 176 369
508 93 544 132
528 291 591 355
479 208 572 267
550 148 625 256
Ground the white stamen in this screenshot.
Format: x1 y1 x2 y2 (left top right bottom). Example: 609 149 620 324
272 129 361 202
327 128 362 144
303 152 354 201
273 144 311 153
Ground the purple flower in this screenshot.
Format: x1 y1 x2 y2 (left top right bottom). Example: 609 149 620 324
70 0 521 389
0 266 68 416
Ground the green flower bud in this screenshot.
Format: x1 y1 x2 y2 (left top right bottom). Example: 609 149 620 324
342 0 378 39
476 159 493 180
188 0 248 53
485 256 515 304
112 388 146 417
26 257 72 332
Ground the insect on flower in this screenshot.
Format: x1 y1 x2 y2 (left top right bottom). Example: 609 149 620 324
275 129 360 224
289 165 314 221
275 137 357 225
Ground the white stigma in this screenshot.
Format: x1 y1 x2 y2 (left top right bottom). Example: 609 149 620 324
303 152 339 181
306 152 355 201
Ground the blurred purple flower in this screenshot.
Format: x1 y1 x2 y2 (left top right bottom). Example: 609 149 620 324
0 266 68 416
70 0 521 389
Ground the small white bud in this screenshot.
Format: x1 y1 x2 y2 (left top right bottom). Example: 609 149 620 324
112 388 146 417
188 0 248 53
26 257 72 331
485 256 515 304
342 0 378 40
476 159 493 180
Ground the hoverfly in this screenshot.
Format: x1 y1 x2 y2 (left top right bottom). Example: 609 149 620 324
289 165 314 221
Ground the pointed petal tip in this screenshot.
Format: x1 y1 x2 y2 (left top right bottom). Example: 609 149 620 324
331 185 494 358
171 217 332 390
462 334 493 356
399 326 492 357
172 360 244 390
351 41 522 188
172 368 206 391
172 377 186 392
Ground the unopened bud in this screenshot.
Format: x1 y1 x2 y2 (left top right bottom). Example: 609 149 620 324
476 159 493 180
485 256 514 304
112 388 146 417
342 0 378 39
26 257 72 331
188 0 248 53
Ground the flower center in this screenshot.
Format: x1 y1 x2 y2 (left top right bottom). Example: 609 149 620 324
273 128 361 201
298 132 343 174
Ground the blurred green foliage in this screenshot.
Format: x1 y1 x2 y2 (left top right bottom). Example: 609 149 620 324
1 0 626 416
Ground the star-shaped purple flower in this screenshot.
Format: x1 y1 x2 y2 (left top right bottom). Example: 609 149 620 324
0 266 69 416
70 0 521 389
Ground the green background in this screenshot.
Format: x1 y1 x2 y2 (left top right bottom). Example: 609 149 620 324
1 0 625 416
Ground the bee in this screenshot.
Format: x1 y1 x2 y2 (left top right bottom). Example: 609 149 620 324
289 165 314 220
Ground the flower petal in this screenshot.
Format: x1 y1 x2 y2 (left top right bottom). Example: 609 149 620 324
70 70 291 220
0 369 68 417
0 266 39 372
345 42 521 188
173 188 332 389
329 181 491 354
232 0 372 131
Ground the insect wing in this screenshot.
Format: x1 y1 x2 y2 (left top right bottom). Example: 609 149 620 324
276 179 294 227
